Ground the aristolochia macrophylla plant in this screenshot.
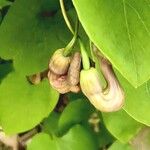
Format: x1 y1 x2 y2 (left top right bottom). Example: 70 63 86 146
0 0 149 149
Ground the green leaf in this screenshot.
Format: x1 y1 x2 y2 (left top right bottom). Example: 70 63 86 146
27 133 53 150
0 0 73 134
102 109 143 143
0 11 2 23
108 141 133 150
27 125 97 150
0 0 90 135
72 0 150 87
115 70 150 126
0 71 59 134
58 98 94 135
42 112 60 135
0 0 71 75
0 0 11 9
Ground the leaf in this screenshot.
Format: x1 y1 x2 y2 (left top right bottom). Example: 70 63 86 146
0 0 71 75
0 71 59 134
0 0 90 135
0 0 11 9
72 0 150 87
102 109 143 143
0 11 2 23
108 141 133 150
58 98 94 135
27 125 98 150
114 70 150 126
27 133 53 150
42 112 60 135
0 0 73 134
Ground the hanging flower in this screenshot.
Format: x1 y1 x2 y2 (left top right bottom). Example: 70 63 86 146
80 57 124 112
48 51 81 94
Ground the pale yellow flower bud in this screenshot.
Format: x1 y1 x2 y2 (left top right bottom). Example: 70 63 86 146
49 49 71 75
80 67 102 99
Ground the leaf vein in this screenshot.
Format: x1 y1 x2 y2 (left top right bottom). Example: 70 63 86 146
122 0 138 83
125 2 150 36
146 82 150 97
144 0 150 8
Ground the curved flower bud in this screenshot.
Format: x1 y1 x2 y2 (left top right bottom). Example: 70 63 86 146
48 52 81 94
48 71 80 94
100 58 124 109
67 52 81 86
49 49 71 75
80 64 124 112
48 71 70 94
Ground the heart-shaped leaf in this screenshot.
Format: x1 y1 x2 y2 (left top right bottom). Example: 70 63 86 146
0 71 59 134
0 0 73 134
0 0 71 75
72 0 150 87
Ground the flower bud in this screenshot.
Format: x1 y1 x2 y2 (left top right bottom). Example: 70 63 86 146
67 52 81 86
80 67 124 112
80 67 102 98
49 49 71 75
48 71 70 94
48 52 81 94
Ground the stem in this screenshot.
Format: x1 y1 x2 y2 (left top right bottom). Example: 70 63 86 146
59 0 74 34
63 18 78 56
63 34 77 56
59 0 90 69
19 128 38 146
78 38 90 70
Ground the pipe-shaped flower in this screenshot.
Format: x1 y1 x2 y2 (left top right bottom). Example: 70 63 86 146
80 59 124 112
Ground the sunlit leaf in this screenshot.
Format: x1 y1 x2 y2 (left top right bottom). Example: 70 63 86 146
72 0 150 87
